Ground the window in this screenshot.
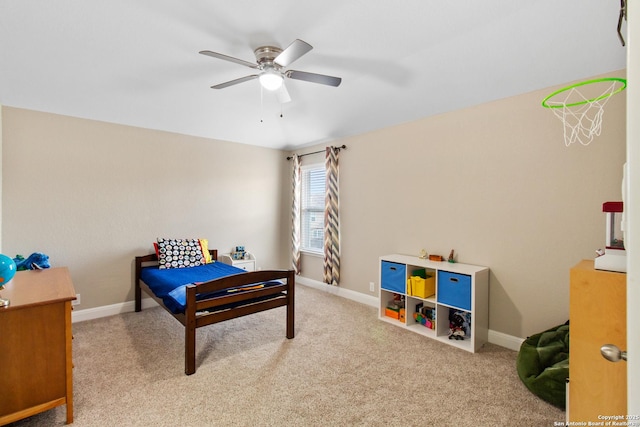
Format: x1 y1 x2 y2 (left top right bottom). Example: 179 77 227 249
300 164 325 253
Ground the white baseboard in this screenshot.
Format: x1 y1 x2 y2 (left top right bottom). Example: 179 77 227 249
295 276 379 307
72 298 158 323
72 277 525 352
488 329 524 351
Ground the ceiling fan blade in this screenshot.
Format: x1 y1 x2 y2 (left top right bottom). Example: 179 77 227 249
285 70 342 87
211 75 258 89
276 83 292 103
274 39 312 67
199 50 258 69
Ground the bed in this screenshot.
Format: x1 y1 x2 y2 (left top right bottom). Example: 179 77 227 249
135 249 295 375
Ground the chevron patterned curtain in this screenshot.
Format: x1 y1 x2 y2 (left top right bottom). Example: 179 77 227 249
323 147 340 286
291 154 301 274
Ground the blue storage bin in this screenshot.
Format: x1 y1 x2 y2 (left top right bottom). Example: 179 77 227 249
381 261 406 293
437 271 472 310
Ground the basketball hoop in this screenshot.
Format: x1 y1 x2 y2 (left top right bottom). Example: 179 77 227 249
542 77 627 146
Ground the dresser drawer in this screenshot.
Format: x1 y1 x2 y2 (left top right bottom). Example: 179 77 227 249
381 261 406 293
437 271 471 310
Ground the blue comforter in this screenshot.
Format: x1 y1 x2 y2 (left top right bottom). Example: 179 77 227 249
140 262 278 314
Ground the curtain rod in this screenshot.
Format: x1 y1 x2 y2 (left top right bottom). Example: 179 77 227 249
286 145 346 160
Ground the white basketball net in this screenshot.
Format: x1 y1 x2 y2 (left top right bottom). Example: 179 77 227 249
546 81 619 147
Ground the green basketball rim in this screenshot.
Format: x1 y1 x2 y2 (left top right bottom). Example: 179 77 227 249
541 77 627 109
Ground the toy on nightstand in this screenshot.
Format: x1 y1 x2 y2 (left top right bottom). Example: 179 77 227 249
231 246 246 260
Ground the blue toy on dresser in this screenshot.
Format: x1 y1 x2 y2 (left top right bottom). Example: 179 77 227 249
13 252 50 270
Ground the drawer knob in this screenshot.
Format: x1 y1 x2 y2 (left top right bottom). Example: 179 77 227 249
601 344 627 362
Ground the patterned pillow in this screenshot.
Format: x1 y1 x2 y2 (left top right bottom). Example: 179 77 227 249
157 238 206 269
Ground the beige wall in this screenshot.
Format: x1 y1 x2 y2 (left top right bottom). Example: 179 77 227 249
294 70 627 338
1 107 290 309
1 69 626 339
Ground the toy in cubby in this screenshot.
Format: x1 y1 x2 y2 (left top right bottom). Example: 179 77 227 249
413 302 436 329
385 293 405 321
448 310 471 340
407 268 435 299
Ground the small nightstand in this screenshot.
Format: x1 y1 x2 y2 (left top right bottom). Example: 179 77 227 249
219 252 256 272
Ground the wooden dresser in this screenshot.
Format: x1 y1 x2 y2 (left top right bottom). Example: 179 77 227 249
0 267 76 425
569 260 626 422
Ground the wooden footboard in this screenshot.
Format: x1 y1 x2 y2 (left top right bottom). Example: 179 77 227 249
134 250 295 375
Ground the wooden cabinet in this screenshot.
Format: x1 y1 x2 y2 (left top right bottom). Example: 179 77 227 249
378 254 489 352
0 267 76 425
569 260 626 422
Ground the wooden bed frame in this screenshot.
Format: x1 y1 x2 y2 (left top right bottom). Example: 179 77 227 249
135 249 295 375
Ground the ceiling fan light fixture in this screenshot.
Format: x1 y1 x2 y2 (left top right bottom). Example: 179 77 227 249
259 69 284 91
201 39 342 92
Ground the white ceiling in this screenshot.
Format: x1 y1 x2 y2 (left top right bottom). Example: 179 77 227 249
0 1 627 150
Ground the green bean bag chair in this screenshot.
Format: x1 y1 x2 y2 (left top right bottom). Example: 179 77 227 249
516 322 569 409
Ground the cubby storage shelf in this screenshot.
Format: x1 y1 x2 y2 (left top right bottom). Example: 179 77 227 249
378 254 489 353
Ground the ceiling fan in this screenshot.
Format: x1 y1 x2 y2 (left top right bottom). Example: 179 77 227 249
199 39 342 102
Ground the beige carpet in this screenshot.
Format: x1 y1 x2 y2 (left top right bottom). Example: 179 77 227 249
10 285 564 426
